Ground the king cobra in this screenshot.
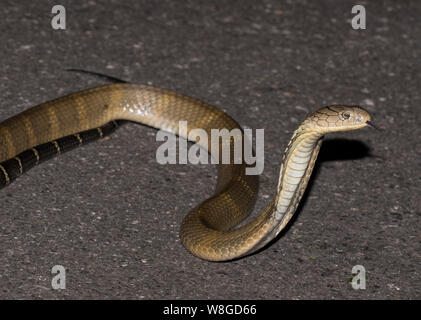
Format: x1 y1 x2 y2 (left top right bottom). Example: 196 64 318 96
0 83 373 261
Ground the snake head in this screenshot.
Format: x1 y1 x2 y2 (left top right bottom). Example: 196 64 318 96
307 105 372 133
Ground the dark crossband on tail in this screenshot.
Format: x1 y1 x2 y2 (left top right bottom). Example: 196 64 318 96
0 120 125 188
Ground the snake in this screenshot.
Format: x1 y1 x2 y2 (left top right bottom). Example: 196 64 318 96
0 82 373 261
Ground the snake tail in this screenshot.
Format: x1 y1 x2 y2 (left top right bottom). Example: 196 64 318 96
0 120 123 188
66 69 128 84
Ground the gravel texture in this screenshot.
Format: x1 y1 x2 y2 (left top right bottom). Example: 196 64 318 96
0 0 419 299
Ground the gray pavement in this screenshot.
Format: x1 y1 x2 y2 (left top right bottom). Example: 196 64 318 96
0 0 419 299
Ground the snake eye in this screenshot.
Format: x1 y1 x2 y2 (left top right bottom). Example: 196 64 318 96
342 112 351 119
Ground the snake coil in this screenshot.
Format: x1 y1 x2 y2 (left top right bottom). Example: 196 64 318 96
0 84 372 261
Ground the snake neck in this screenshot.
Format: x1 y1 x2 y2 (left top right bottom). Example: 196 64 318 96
252 126 324 252
275 127 323 214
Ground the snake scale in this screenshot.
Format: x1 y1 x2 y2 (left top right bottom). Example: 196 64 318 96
0 83 372 261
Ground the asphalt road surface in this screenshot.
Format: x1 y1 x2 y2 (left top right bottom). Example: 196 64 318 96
0 0 419 299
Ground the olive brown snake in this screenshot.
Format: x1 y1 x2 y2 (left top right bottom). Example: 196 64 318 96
0 81 373 261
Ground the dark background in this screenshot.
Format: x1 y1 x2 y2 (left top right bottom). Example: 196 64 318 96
0 0 419 299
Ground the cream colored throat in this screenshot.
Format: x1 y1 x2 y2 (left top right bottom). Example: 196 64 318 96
276 131 322 216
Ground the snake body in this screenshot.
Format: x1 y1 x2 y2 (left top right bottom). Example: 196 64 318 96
0 83 371 261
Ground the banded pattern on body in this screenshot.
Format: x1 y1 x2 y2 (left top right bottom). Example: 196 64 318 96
0 83 372 261
0 120 122 187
